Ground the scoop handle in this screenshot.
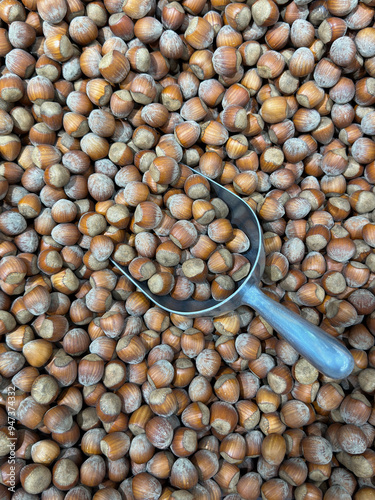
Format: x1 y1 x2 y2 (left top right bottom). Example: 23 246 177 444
243 284 354 379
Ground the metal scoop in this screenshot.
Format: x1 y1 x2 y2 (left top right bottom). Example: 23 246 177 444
111 173 354 380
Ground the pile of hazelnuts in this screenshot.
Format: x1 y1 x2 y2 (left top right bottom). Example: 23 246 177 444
0 0 375 499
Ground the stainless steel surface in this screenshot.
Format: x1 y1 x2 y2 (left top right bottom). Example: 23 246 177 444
111 173 354 379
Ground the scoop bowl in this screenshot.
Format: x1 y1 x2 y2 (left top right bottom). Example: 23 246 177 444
111 174 354 380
